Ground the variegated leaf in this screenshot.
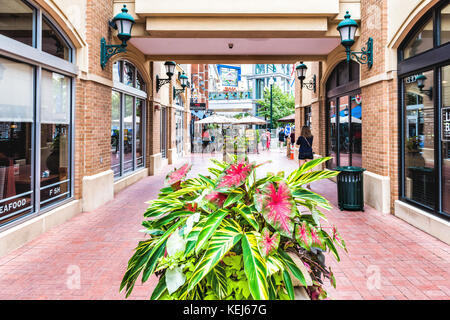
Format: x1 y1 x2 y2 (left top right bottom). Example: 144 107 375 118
241 231 269 300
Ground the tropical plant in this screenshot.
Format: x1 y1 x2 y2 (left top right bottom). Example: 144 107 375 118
120 156 346 300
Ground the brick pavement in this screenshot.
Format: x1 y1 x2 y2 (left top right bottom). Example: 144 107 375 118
0 150 449 300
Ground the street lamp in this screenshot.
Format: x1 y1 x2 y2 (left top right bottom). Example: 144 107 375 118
100 5 135 69
173 72 189 98
269 77 274 130
416 74 433 99
296 62 316 92
337 11 373 69
156 61 177 92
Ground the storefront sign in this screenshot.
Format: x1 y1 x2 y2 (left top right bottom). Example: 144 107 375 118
443 107 450 142
405 74 420 84
0 198 27 215
190 103 206 110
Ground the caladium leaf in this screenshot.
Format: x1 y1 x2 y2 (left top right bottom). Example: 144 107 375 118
295 221 311 249
205 191 228 208
257 228 280 258
166 229 186 257
241 231 269 300
257 181 296 238
165 163 192 185
216 159 254 190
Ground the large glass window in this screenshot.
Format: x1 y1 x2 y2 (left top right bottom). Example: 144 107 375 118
0 0 34 46
326 60 361 168
0 57 34 225
40 70 71 208
111 91 121 178
442 65 450 215
403 19 434 60
403 70 435 208
110 61 146 178
440 3 450 45
0 2 74 229
42 16 70 61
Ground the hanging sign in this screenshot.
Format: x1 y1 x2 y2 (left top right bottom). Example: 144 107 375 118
442 107 450 142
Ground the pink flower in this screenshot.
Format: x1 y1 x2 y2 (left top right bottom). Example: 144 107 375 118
166 163 192 185
217 160 253 189
258 181 295 238
257 228 280 258
205 191 227 207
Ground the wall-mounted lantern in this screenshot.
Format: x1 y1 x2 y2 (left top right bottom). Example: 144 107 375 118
100 5 135 69
156 61 177 92
173 72 189 99
416 74 433 99
337 11 373 69
296 62 316 93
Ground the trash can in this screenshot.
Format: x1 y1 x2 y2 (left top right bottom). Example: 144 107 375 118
335 166 366 211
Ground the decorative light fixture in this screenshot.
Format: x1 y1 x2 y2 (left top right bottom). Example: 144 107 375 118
416 74 433 99
156 61 177 92
173 72 189 98
296 62 316 92
100 5 135 69
337 11 373 68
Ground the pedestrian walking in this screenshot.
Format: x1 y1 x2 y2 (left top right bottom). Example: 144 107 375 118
260 130 267 151
296 125 314 189
278 128 285 151
202 128 211 153
266 129 271 150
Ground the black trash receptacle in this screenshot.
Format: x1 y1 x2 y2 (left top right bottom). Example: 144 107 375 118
335 166 366 211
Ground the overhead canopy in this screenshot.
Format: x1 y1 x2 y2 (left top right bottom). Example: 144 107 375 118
278 113 295 123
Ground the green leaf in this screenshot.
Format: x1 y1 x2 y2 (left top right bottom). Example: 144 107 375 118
241 232 269 300
195 210 228 254
291 187 332 210
277 250 307 287
223 191 244 208
151 211 192 229
234 204 259 231
142 239 166 282
282 270 295 300
186 220 242 295
208 264 228 299
144 199 184 218
150 275 167 300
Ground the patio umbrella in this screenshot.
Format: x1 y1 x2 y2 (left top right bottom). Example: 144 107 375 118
234 115 267 125
278 113 295 123
195 114 237 160
195 114 237 125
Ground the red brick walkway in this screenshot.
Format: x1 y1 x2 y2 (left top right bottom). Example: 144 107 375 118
0 151 449 300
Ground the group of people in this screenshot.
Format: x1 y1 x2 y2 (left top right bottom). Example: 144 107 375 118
278 125 314 165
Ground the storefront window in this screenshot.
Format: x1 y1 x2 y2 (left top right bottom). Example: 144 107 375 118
403 18 434 60
111 91 121 178
0 57 34 225
123 95 134 174
326 60 361 169
442 65 450 214
440 3 450 45
42 16 71 61
110 61 146 179
328 100 337 168
0 0 34 47
40 70 71 208
136 99 144 168
0 2 74 229
403 70 435 208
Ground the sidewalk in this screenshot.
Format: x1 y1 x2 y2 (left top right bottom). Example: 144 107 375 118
0 151 449 300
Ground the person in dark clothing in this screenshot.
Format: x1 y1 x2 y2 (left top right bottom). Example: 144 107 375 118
278 128 285 150
296 126 314 189
290 130 295 145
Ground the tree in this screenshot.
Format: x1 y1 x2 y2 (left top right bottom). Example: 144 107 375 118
256 85 295 128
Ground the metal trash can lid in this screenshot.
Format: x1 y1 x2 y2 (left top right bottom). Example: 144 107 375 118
334 166 366 172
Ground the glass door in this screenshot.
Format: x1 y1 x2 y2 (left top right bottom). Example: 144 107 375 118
442 65 450 215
